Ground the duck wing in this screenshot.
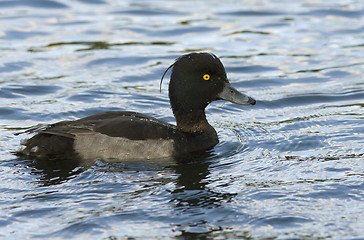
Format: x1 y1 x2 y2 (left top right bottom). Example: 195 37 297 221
34 111 177 140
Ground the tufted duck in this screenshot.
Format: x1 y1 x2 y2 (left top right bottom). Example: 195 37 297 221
18 52 256 161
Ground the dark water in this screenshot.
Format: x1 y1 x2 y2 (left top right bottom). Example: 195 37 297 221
1 0 364 239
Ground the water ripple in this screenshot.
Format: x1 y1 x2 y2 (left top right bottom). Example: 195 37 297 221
0 0 68 8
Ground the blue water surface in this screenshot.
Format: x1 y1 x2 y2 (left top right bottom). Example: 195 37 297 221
1 0 364 239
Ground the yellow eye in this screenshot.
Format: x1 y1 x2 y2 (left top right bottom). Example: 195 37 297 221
203 74 210 81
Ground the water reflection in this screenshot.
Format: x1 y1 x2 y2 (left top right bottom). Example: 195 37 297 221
17 157 82 186
18 150 239 237
172 157 238 237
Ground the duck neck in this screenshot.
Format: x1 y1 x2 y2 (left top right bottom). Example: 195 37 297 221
173 108 214 134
